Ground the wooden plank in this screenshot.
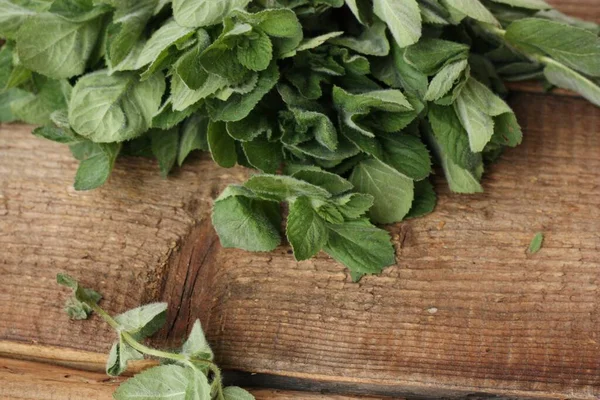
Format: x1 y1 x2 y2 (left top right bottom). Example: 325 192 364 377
0 357 391 400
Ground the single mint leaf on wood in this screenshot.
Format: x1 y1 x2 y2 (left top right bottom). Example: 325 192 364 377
543 61 600 107
441 0 499 26
16 13 102 79
150 128 179 177
113 364 192 400
114 302 168 339
74 143 121 191
492 112 523 147
349 158 414 224
323 219 395 275
207 120 237 168
405 179 437 219
69 70 165 143
173 0 251 28
373 0 421 48
528 232 544 254
286 196 328 261
505 18 600 77
212 195 282 252
223 387 255 400
182 320 214 360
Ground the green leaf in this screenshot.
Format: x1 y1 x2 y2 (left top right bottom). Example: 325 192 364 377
492 112 522 147
242 139 282 173
295 31 344 53
173 0 251 28
114 302 168 338
48 0 110 22
379 134 431 181
405 179 436 219
350 158 414 224
286 196 328 260
56 273 102 320
505 18 600 77
0 0 51 40
182 320 213 360
323 219 395 274
333 193 374 219
69 71 165 143
535 9 599 34
454 77 512 152
404 38 469 75
212 195 281 252
184 369 211 400
153 99 196 130
135 19 195 72
223 387 255 400
528 232 544 254
441 0 499 25
489 0 549 9
226 111 272 141
543 60 600 107
291 169 353 195
151 128 179 177
206 62 279 122
0 88 31 122
16 13 102 79
345 0 373 25
105 0 159 66
428 103 480 170
74 143 121 191
10 76 71 125
391 43 428 98
106 338 143 376
237 30 273 71
373 0 421 48
424 59 468 101
32 125 82 144
234 9 303 57
178 114 209 166
113 364 192 400
330 22 390 57
207 120 237 168
244 174 331 201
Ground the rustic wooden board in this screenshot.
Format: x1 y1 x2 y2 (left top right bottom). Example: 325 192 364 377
0 1 599 398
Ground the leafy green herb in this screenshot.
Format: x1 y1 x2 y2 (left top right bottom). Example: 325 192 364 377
57 273 255 400
2 0 599 276
528 232 544 254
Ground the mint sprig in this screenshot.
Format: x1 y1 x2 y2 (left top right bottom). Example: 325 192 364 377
2 0 599 276
57 273 253 400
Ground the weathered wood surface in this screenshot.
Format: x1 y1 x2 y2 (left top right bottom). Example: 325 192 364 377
1 1 599 398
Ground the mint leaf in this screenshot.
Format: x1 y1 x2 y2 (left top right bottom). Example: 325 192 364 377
178 114 209 166
113 364 191 400
0 0 46 40
323 219 395 274
17 13 102 79
543 61 600 107
404 38 469 75
330 22 390 57
56 273 102 320
0 88 31 122
10 76 71 125
74 143 121 191
207 120 237 168
489 0 549 9
441 0 499 25
505 18 600 77
424 59 468 101
212 195 281 252
406 179 436 219
350 158 414 224
528 232 544 254
242 138 282 173
182 320 213 360
237 29 273 71
173 0 251 28
374 0 421 48
291 169 353 195
454 77 512 152
286 196 328 260
69 71 165 143
184 369 211 400
106 339 144 376
243 174 331 201
151 128 179 177
223 387 255 400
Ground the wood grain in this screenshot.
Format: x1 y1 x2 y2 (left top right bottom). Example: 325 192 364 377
0 357 391 400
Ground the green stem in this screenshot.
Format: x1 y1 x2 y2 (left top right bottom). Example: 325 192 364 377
89 302 225 399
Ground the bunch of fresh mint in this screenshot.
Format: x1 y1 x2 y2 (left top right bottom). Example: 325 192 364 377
1 0 599 277
57 273 254 400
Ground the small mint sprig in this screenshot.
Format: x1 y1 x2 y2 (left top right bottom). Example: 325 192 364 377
57 273 253 400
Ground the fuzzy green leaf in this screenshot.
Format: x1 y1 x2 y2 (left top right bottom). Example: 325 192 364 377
373 0 421 48
287 196 328 260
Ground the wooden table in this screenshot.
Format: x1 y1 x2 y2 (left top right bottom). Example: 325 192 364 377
1 2 599 399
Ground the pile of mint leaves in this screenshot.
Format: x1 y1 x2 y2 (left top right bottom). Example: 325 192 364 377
1 0 599 279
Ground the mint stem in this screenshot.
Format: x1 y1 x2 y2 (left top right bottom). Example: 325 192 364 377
88 302 225 400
